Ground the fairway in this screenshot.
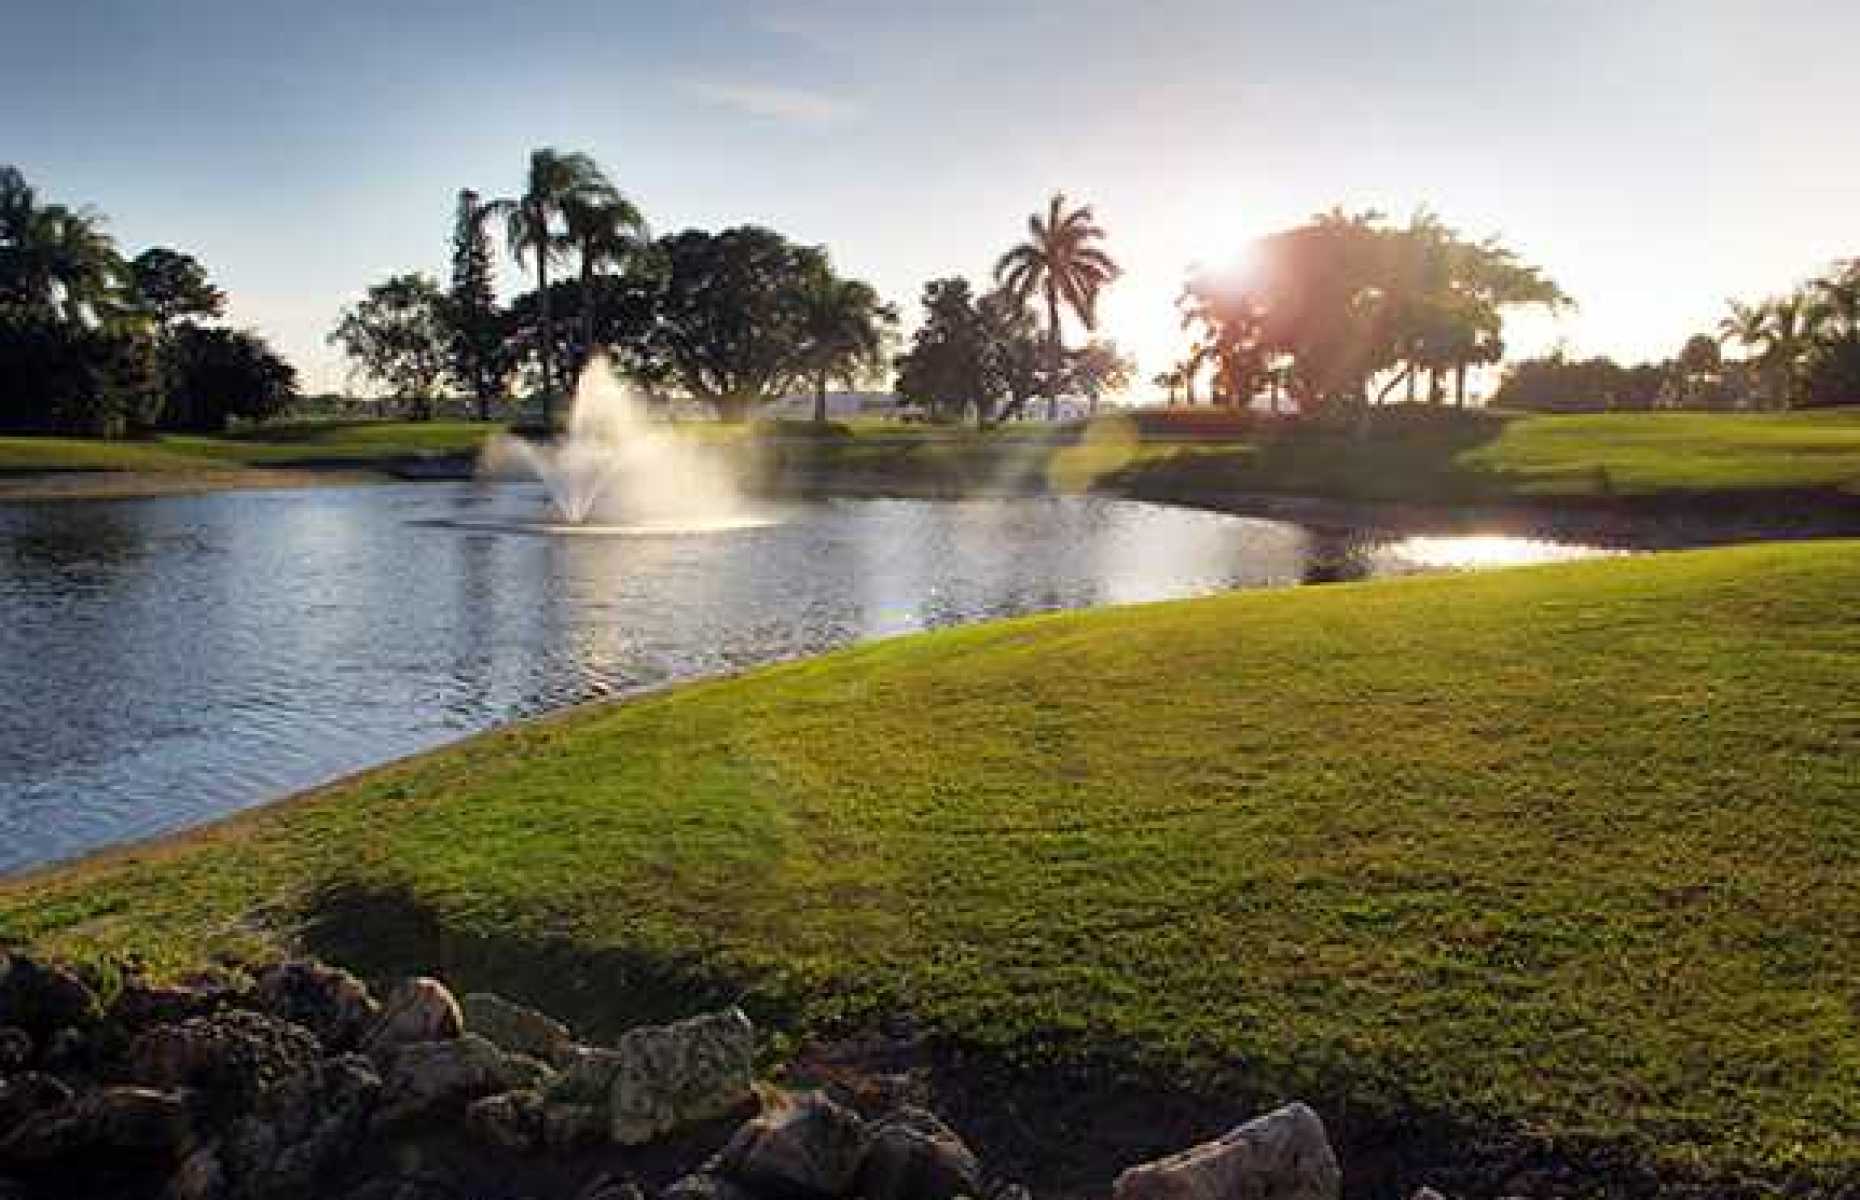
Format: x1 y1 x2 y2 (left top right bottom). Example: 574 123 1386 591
4 540 1857 1191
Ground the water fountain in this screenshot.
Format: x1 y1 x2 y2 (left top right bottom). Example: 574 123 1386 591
482 355 757 529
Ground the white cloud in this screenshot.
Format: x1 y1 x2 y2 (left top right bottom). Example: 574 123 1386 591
684 81 859 126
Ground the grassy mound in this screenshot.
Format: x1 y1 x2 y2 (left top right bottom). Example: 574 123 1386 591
0 421 496 474
4 542 1858 1190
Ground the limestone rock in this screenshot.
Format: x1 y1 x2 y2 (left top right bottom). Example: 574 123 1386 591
0 1086 190 1163
546 1045 625 1105
717 1090 869 1199
575 1171 644 1200
0 1072 72 1133
253 960 379 1050
1110 1103 1340 1200
113 980 232 1031
372 1033 551 1130
609 1007 755 1146
170 1145 228 1200
0 1029 30 1074
129 1010 322 1119
363 978 463 1059
219 1050 380 1200
466 1088 546 1154
541 1101 609 1151
0 956 99 1040
462 992 574 1067
661 1172 761 1200
857 1107 983 1200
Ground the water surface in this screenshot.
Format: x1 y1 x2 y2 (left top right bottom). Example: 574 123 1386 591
0 484 1610 873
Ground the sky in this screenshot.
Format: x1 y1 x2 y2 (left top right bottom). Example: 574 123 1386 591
5 0 1859 398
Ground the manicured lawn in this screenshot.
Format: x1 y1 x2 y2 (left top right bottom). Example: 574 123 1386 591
1107 407 1860 503
4 541 1857 1191
0 421 499 473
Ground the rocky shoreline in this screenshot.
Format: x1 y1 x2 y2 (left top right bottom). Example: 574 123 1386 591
0 952 1372 1200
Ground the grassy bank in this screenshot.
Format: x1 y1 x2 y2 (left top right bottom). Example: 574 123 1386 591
1101 408 1860 505
4 541 1857 1192
0 421 497 474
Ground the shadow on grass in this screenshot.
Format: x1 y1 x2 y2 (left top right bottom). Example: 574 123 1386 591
287 882 1742 1199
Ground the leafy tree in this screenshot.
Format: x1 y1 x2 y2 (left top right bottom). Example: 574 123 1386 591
894 278 993 424
1676 333 1724 407
562 189 649 378
994 193 1120 420
328 273 451 418
976 286 1049 422
0 308 158 435
446 189 510 421
794 265 897 424
642 226 826 422
163 325 298 431
128 248 224 332
486 149 617 424
1493 353 1670 413
1065 339 1133 414
1803 261 1860 407
506 271 667 393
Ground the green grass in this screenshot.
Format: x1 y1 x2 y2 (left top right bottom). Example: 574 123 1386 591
1106 408 1860 503
4 541 1857 1190
0 421 498 473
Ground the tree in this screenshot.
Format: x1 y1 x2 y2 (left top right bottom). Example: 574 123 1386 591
128 248 224 333
642 226 825 422
1066 339 1133 414
994 193 1120 420
328 274 451 418
486 149 617 425
794 265 897 424
562 189 649 378
446 189 510 421
1676 333 1724 407
893 278 993 424
163 325 297 430
0 166 128 327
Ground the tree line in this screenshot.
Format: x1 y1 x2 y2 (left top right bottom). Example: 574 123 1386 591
0 167 297 435
331 148 900 425
1494 262 1860 413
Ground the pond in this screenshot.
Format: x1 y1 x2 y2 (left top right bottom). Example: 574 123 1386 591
0 483 1616 874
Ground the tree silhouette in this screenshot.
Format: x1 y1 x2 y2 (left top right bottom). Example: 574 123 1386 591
562 188 649 378
993 193 1120 420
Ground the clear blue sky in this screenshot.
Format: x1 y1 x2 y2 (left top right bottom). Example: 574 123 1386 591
6 0 1857 395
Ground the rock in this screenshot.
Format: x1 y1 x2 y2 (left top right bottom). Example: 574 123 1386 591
1109 1103 1340 1200
0 1072 72 1132
0 955 100 1040
0 1086 190 1162
253 960 379 1050
575 1172 644 1200
170 1145 228 1200
112 981 229 1031
372 1033 551 1130
0 1029 30 1073
717 1090 869 1199
40 1026 91 1075
465 1088 545 1154
1411 1190 1448 1200
541 1101 609 1151
363 978 463 1059
609 1007 756 1145
857 1107 983 1200
219 1050 380 1200
129 1010 322 1119
546 1045 626 1105
462 992 574 1067
661 1173 760 1200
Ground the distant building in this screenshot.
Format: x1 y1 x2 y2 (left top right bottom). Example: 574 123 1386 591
763 391 903 420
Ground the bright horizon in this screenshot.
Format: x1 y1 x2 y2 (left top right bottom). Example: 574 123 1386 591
6 0 1858 399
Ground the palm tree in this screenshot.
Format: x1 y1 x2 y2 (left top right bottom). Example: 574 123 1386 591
0 168 126 325
487 149 616 426
795 267 896 424
993 193 1120 421
562 190 648 378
